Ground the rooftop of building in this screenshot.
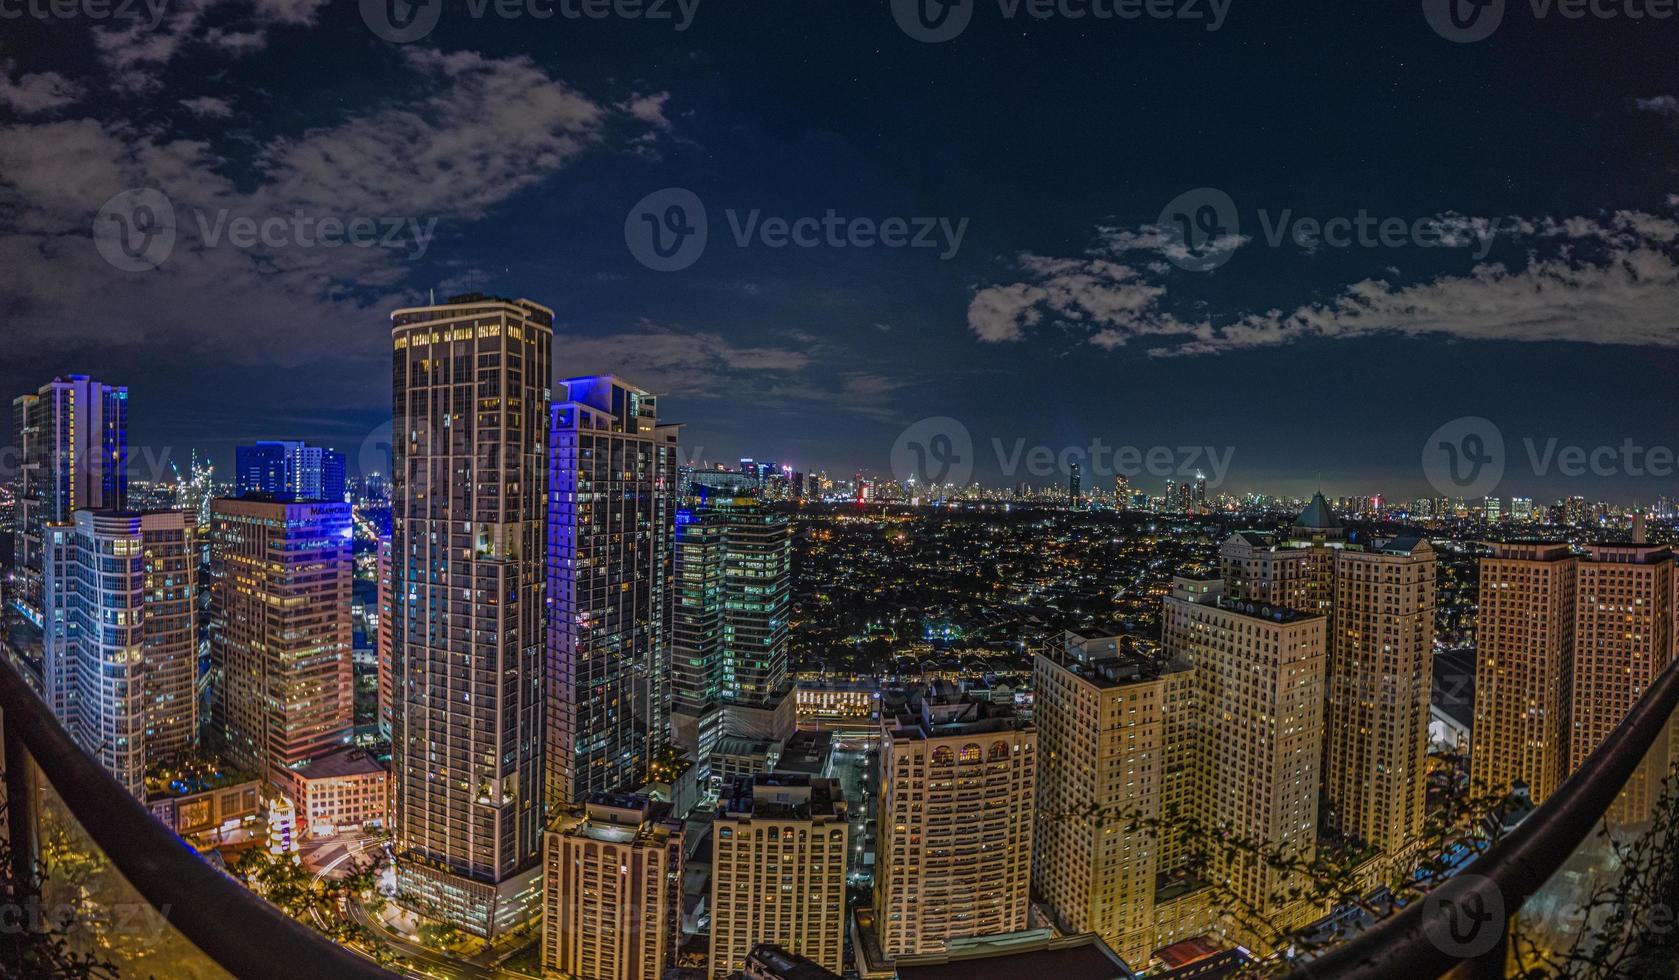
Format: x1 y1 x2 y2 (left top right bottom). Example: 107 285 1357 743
717 773 845 820
1041 631 1190 688
553 793 680 844
713 735 777 759
771 730 832 777
279 745 385 781
1293 491 1343 531
884 689 1031 741
893 931 1136 980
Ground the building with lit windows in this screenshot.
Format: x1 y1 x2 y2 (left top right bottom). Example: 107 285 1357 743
272 745 388 836
1473 542 1577 804
11 375 128 626
43 510 194 797
1161 576 1327 948
1032 632 1200 966
671 488 795 777
710 774 849 978
209 497 354 777
547 375 681 806
1219 494 1436 874
233 440 346 502
388 295 552 938
541 794 684 980
874 689 1036 958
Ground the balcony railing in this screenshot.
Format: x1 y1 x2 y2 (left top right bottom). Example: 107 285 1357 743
0 658 401 979
1288 654 1679 980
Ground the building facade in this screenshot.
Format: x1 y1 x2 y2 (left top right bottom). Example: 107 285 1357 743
710 775 849 978
874 690 1036 958
541 795 684 980
209 497 354 776
1032 631 1197 966
234 440 347 502
546 376 680 806
389 295 552 937
44 510 194 797
11 375 128 626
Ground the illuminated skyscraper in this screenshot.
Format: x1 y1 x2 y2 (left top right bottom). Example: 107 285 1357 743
11 375 128 626
209 497 354 776
541 795 685 980
44 510 194 797
671 487 794 774
389 295 551 937
1069 462 1082 509
1220 495 1436 873
874 690 1036 958
547 376 680 806
1161 575 1327 948
1032 632 1199 965
1473 542 1577 804
376 532 393 740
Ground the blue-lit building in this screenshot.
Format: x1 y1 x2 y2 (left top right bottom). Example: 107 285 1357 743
546 375 681 806
234 440 346 502
11 375 128 626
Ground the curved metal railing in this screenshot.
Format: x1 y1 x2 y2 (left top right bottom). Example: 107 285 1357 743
0 657 402 979
1288 654 1679 980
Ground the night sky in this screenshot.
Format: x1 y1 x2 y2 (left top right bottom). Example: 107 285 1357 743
2 0 1676 500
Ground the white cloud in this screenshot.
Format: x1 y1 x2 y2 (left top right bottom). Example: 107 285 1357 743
1637 95 1679 116
968 201 1679 358
0 61 81 114
180 96 234 118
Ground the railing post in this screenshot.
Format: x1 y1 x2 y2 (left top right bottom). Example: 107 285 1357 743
2 705 40 890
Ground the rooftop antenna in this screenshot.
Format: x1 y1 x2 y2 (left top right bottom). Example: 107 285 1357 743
430 287 436 305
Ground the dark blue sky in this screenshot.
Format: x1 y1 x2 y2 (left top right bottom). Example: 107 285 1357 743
2 0 1677 501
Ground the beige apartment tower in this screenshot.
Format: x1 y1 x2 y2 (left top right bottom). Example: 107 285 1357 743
1473 543 1577 804
1161 576 1327 949
1323 537 1436 869
1032 632 1198 966
874 689 1036 958
1220 497 1437 873
209 497 355 776
542 795 684 980
389 295 552 937
710 775 849 978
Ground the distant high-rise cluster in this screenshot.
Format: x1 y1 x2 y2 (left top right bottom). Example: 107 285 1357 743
234 439 347 502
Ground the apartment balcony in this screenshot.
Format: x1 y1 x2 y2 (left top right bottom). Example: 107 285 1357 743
1290 655 1679 979
0 660 400 979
